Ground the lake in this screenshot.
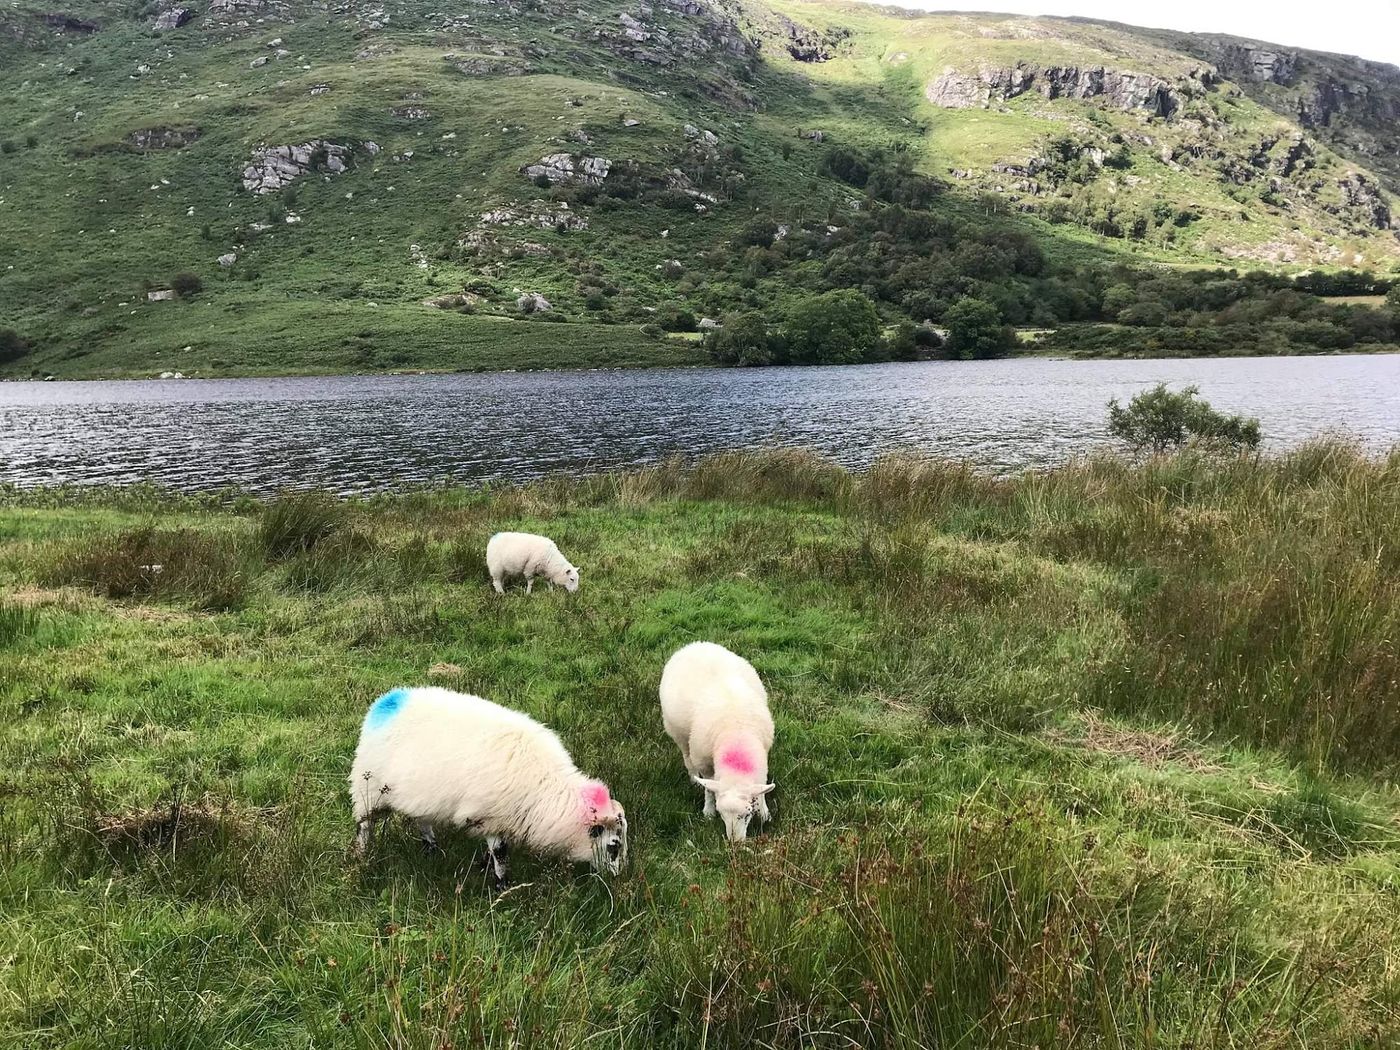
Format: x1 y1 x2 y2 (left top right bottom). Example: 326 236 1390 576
1 356 1397 493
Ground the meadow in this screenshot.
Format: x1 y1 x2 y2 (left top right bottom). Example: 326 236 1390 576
1 445 1398 1047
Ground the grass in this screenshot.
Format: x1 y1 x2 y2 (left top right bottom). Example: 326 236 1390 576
1 445 1399 1047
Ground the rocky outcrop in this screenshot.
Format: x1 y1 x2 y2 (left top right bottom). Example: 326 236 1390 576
128 125 201 150
1215 44 1297 85
153 7 193 31
241 141 353 194
776 14 850 63
516 292 552 313
522 153 611 186
447 54 527 76
217 253 237 267
926 63 1205 117
1338 173 1392 228
480 202 588 232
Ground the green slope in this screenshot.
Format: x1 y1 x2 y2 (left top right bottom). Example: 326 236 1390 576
1 0 1398 377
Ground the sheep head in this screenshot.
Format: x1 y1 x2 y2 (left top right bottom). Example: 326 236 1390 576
694 777 774 842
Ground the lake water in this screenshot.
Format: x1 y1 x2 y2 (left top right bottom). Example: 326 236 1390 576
1 356 1397 493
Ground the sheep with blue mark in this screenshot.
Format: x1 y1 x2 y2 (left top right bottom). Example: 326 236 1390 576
349 687 627 886
486 531 580 594
660 641 776 842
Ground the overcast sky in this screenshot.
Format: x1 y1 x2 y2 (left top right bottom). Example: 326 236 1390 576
869 2 1400 67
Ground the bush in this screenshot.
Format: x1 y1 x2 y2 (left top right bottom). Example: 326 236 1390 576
657 304 697 332
705 312 778 367
258 491 348 558
783 289 881 365
883 321 920 362
1107 384 1261 453
0 328 30 363
170 272 203 298
944 298 1014 360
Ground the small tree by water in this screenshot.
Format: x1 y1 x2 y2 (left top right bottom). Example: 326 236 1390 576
1108 384 1261 453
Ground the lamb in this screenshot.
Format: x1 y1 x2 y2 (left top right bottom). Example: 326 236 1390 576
659 641 775 842
485 531 580 594
348 686 627 885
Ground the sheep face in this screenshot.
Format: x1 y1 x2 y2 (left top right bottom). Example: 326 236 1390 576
558 564 580 592
584 808 628 874
575 782 626 873
697 778 775 842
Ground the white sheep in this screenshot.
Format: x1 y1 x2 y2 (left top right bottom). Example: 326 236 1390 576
659 641 775 841
485 531 580 594
349 686 627 884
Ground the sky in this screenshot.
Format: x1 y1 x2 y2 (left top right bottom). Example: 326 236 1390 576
869 2 1400 66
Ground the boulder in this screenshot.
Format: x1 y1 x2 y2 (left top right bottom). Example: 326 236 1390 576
127 125 201 150
516 292 552 313
147 290 177 302
217 253 237 267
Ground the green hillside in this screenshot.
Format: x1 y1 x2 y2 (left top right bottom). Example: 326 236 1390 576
1 0 1399 377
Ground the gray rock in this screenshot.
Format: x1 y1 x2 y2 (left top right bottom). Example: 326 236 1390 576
521 153 611 186
516 292 552 313
147 289 177 302
926 62 1192 117
241 140 354 194
153 7 193 30
217 253 237 267
698 317 720 330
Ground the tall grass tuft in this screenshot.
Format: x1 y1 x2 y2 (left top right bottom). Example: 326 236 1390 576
258 490 349 558
44 526 255 610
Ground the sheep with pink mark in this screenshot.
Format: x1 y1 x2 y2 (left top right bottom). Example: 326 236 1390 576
349 687 627 886
660 641 775 841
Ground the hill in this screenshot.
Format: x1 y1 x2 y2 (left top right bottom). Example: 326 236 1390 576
1 0 1399 377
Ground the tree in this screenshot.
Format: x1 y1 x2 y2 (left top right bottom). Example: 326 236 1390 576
1107 384 1261 454
705 312 777 367
783 289 881 365
944 298 1013 360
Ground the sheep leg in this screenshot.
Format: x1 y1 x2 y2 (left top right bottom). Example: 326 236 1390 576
757 795 771 824
485 836 510 888
491 574 505 595
702 788 717 819
417 820 439 853
525 575 534 594
352 815 374 857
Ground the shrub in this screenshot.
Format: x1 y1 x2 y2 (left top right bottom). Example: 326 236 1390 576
0 328 30 363
705 312 778 367
783 289 881 365
170 272 203 298
657 304 697 332
24 135 38 149
883 321 920 362
944 298 1013 360
1107 384 1261 453
258 491 348 558
0 140 14 155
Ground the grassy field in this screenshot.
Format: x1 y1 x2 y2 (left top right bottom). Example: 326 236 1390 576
2 446 1399 1047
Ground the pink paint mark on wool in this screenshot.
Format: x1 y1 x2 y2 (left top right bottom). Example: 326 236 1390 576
581 782 611 811
718 747 756 776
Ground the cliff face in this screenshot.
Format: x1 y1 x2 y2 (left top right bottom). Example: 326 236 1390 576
1139 31 1400 192
926 62 1213 117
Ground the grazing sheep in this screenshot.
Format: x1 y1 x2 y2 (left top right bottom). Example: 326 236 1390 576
486 531 580 594
349 687 627 885
659 641 775 841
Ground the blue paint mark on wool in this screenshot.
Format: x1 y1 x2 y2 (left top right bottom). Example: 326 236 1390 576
365 688 410 732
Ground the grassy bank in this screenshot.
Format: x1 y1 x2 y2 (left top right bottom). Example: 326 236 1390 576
2 302 705 380
2 446 1398 1047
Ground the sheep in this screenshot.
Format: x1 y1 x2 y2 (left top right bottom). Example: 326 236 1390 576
349 686 627 885
659 641 775 842
485 531 580 595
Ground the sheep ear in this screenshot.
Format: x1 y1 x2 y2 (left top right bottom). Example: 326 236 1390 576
758 783 776 795
692 775 720 792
